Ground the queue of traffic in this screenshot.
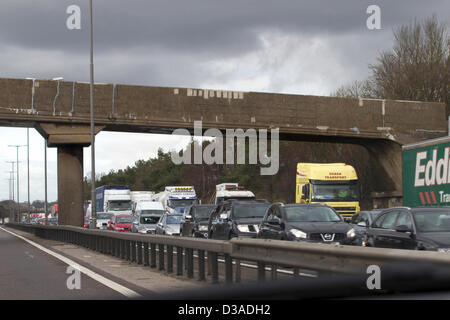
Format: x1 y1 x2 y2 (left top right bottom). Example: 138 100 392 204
81 179 450 253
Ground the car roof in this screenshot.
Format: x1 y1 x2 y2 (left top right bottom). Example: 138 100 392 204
378 207 450 213
282 203 332 208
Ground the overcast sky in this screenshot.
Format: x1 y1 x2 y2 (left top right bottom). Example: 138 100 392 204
0 0 448 202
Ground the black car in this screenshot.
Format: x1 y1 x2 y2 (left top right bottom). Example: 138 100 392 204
208 200 269 240
349 209 383 245
181 204 216 238
257 203 356 244
365 207 450 251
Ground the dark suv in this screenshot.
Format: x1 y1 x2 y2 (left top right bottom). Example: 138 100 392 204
365 207 450 251
257 203 356 244
208 200 269 240
181 204 216 238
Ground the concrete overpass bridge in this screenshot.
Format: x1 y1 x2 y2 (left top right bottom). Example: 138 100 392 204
0 78 446 226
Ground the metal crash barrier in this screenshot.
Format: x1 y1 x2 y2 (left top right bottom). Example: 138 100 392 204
6 223 450 284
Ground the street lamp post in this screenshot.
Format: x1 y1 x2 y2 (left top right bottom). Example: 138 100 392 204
5 161 15 203
89 0 97 229
8 145 26 222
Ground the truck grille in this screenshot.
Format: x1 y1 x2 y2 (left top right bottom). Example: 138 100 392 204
332 207 356 212
310 233 346 242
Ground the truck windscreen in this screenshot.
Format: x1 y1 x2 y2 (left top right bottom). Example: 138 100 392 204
311 184 358 202
109 200 132 211
168 199 198 208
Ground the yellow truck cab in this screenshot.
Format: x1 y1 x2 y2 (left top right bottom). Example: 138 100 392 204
296 163 360 220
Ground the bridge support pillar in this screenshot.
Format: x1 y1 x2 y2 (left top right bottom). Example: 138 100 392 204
363 140 403 208
36 123 104 227
57 145 84 227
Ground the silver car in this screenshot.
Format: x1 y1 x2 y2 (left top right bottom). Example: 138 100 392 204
155 213 183 236
132 213 164 234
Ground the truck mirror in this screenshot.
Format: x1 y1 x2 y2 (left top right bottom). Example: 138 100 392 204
301 184 310 200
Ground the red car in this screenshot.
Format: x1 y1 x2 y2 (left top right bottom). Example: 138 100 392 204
107 215 134 232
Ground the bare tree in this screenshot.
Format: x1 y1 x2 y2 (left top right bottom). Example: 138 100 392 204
331 79 377 99
370 15 449 113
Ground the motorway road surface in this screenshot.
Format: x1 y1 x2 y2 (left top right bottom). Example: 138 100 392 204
0 227 137 299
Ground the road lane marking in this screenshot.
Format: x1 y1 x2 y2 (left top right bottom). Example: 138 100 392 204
0 227 141 299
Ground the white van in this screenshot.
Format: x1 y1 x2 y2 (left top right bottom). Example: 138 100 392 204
132 201 166 234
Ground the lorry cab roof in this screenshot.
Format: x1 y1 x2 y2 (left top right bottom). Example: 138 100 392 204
296 163 358 181
135 201 164 210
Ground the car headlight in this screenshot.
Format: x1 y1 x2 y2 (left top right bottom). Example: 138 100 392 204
290 229 307 239
347 228 356 238
237 225 250 233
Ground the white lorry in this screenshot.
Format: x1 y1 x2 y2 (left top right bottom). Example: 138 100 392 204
96 185 133 215
130 191 155 213
212 183 256 204
152 186 199 214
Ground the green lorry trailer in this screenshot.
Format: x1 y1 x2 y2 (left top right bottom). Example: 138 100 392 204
403 136 450 207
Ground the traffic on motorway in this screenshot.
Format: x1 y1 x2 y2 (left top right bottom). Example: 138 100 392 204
25 154 450 252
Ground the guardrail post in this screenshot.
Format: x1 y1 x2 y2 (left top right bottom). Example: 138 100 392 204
131 241 137 262
137 241 143 265
210 252 219 284
114 238 120 257
187 248 194 279
167 245 173 273
235 259 241 283
143 242 149 266
271 264 277 281
126 240 131 261
176 247 183 275
257 262 266 282
158 244 165 271
198 250 205 281
120 239 125 259
224 254 233 284
150 243 156 268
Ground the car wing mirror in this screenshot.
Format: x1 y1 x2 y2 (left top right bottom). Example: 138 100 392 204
357 221 367 227
268 219 281 225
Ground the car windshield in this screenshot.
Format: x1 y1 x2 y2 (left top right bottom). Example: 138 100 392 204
192 206 215 220
140 216 161 224
115 216 134 223
140 209 165 215
285 206 341 222
311 184 358 202
369 210 382 219
413 210 450 232
97 213 114 220
109 200 132 211
233 204 269 219
168 199 199 208
167 215 183 224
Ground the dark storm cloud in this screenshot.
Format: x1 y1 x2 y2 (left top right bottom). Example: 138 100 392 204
1 0 448 58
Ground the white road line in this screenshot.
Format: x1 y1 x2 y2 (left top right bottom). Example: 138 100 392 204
0 227 141 299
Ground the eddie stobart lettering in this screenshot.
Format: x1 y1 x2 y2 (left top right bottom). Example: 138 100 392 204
414 147 450 187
